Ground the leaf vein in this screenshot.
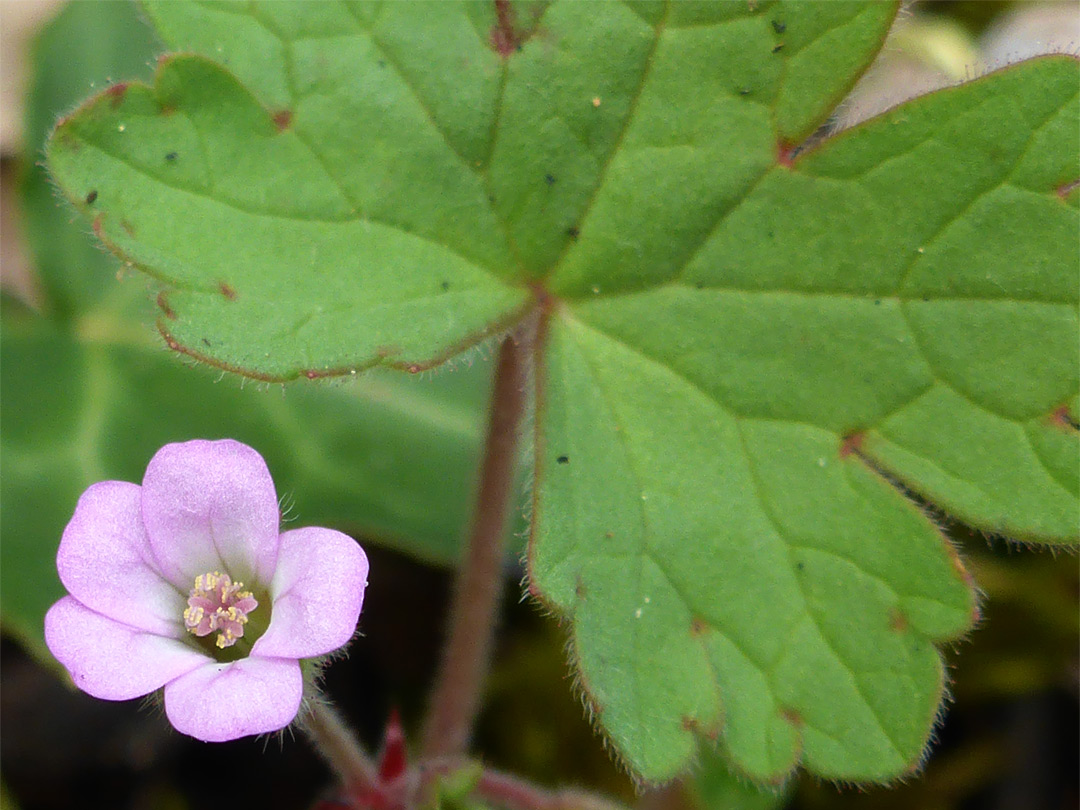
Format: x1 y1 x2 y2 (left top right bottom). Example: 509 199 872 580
75 138 504 283
546 0 671 278
734 422 908 762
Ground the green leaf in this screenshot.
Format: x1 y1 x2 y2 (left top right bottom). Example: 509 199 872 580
44 0 1077 788
49 0 532 380
687 745 791 810
531 49 1077 784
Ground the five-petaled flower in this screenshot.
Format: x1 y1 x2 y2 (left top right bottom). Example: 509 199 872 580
44 439 369 742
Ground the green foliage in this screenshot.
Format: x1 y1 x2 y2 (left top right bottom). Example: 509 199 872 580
41 0 1078 789
688 745 791 810
2 0 491 661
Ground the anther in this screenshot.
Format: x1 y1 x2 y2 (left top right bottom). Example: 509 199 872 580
184 571 258 649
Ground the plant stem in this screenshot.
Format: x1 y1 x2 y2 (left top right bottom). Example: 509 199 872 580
301 698 378 795
420 324 531 758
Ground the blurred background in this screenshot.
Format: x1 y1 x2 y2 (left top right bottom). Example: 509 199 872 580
1 2 1077 809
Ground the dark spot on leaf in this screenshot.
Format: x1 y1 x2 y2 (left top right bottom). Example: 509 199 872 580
567 226 580 239
690 617 708 637
874 299 882 305
106 82 128 108
156 291 176 319
771 19 786 34
544 173 556 185
780 708 803 727
776 141 796 168
202 338 212 347
888 608 909 633
604 531 613 539
441 281 450 291
218 281 237 300
796 561 805 572
85 190 98 204
272 110 293 131
738 87 752 96
681 716 698 732
378 60 386 68
556 455 569 464
772 42 785 54
1049 403 1080 431
575 577 586 599
694 281 704 289
488 194 496 203
165 151 178 162
839 431 865 459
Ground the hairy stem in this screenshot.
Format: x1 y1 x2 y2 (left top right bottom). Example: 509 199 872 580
300 698 378 795
420 325 531 758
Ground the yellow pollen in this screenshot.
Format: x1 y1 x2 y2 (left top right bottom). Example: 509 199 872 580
184 570 258 649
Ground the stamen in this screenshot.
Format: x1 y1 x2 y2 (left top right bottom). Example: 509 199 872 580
184 571 258 649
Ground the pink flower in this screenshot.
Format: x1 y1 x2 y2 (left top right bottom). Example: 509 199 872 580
44 439 369 742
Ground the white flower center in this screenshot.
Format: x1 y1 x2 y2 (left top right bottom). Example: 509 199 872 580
183 571 258 649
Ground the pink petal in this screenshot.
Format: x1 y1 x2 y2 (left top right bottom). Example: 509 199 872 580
44 597 208 701
141 440 280 589
252 528 369 659
163 656 302 742
57 481 185 636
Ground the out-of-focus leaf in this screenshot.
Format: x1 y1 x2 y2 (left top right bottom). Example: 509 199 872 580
1 295 490 660
0 777 20 810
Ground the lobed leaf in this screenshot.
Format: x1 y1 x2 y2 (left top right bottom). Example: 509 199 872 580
530 26 1077 787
